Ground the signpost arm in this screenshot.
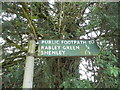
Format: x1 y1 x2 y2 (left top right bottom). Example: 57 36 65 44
23 39 36 88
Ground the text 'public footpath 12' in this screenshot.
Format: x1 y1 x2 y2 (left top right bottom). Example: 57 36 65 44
38 40 100 57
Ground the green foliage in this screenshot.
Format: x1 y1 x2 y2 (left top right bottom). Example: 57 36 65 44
95 49 119 88
60 71 92 88
60 79 92 88
1 2 120 89
3 63 24 88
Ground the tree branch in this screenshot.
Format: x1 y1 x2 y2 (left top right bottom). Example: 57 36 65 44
20 2 43 39
2 58 25 69
6 38 27 52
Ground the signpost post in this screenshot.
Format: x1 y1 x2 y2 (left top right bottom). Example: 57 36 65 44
22 39 100 88
38 40 100 57
23 40 36 88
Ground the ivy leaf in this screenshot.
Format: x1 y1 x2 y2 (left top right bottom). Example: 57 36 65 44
31 16 38 19
109 66 119 77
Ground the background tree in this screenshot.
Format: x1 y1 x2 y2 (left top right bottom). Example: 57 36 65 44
1 2 120 88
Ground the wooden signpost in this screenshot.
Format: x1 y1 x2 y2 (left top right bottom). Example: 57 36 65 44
38 40 100 57
23 39 100 89
23 40 36 88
